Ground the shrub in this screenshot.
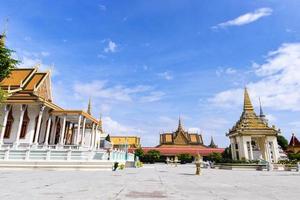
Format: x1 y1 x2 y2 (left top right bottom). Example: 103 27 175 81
134 148 144 160
178 154 193 164
288 153 300 161
207 152 222 163
143 150 160 163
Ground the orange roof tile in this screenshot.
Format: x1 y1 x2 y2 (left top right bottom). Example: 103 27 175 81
1 68 35 87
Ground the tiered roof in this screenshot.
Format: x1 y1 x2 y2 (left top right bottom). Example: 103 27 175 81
226 88 278 137
158 118 204 147
289 134 300 147
0 67 101 124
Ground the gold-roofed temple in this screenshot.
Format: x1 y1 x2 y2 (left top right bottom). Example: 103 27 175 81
226 88 280 163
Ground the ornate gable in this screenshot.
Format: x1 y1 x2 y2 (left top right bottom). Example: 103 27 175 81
35 74 52 101
173 130 189 145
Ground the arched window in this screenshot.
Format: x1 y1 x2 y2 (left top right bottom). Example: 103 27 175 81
20 108 30 139
4 108 14 139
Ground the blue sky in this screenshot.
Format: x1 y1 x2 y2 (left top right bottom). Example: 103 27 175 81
1 0 300 147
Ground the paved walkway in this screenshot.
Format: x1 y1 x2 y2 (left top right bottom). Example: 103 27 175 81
0 164 299 200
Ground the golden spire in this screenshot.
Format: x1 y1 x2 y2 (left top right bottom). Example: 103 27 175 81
87 97 92 115
177 116 184 131
243 87 254 112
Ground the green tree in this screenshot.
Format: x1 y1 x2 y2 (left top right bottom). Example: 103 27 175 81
0 33 19 102
222 146 232 160
178 153 193 164
105 134 111 142
144 150 160 163
207 152 222 163
134 147 144 159
277 135 289 150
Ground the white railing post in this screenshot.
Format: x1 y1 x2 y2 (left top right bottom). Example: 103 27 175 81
25 149 30 160
46 149 51 160
4 149 9 160
67 149 72 161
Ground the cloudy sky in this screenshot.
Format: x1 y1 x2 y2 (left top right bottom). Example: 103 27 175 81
1 0 300 147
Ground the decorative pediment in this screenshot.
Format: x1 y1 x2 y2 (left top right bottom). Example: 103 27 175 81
173 131 189 145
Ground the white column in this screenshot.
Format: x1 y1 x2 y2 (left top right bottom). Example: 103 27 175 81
90 123 95 149
0 105 11 145
44 116 52 146
14 105 27 147
81 117 86 146
75 115 82 145
59 115 67 146
33 105 46 145
94 125 98 149
49 116 56 145
249 140 254 160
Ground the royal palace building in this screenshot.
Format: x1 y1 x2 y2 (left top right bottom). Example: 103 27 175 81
0 67 105 149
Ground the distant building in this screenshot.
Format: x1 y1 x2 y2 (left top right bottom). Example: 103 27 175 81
287 134 300 153
158 117 204 147
111 136 141 149
226 88 280 163
131 118 224 159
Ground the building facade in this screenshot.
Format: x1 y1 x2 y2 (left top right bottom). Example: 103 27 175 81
111 136 141 149
0 67 105 150
226 88 280 163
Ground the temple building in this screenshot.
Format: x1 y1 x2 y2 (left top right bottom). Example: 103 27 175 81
226 88 280 163
133 118 224 159
158 118 204 147
287 133 300 153
0 67 106 149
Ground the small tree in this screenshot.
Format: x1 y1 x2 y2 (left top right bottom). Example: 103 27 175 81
178 153 193 164
134 148 144 160
277 135 288 150
207 152 222 163
144 150 160 163
0 33 19 103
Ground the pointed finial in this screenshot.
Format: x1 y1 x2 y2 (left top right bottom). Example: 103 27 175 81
259 97 265 117
87 97 92 115
243 87 254 112
177 115 184 131
209 136 217 148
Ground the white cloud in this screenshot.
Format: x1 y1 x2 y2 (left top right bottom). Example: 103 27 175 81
211 43 300 111
98 4 106 11
214 7 272 29
158 71 173 80
140 91 165 103
104 40 117 53
216 67 237 76
16 55 58 76
102 117 145 136
73 80 164 103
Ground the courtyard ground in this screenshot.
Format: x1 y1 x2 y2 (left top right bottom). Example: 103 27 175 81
0 164 299 200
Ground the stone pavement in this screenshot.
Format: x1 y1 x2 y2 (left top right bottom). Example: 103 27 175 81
0 164 299 200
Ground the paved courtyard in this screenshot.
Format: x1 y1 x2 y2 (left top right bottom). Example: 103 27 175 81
0 164 299 200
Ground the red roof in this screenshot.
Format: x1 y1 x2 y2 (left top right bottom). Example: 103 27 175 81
289 134 300 147
129 147 224 156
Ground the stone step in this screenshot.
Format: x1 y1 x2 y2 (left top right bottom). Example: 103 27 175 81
0 160 115 170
